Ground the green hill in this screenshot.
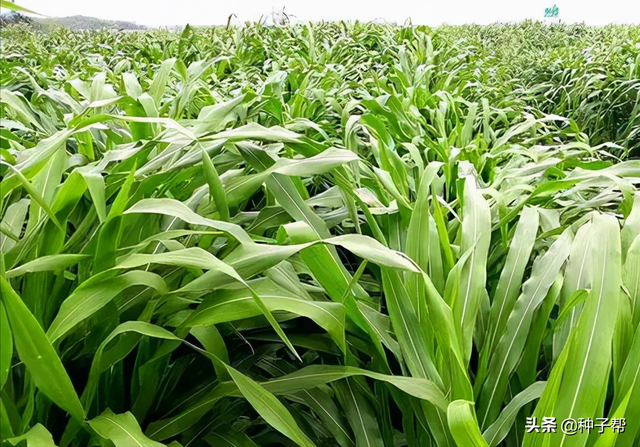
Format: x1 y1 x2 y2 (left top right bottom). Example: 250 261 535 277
0 12 145 30
36 15 145 30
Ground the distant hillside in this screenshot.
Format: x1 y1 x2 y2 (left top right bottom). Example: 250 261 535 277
0 12 145 30
0 11 34 28
36 15 145 30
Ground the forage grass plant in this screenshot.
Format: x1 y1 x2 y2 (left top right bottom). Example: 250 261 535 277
1 20 639 447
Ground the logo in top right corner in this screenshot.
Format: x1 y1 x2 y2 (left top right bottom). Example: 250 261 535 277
544 4 560 17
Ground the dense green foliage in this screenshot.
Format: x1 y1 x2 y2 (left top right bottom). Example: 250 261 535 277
1 21 639 447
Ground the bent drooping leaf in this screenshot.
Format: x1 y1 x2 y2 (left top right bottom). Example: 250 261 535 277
5 254 89 279
226 368 317 447
47 271 168 342
89 409 166 447
223 232 419 277
4 424 58 447
186 278 347 352
257 365 448 411
124 198 253 245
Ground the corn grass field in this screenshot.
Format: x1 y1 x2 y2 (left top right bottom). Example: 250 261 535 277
1 20 640 447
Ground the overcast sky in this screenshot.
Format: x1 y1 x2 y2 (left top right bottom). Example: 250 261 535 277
5 0 640 27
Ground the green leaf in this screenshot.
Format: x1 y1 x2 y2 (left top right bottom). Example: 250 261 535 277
451 176 491 364
6 254 88 279
334 379 384 447
0 301 12 389
602 319 640 446
124 198 253 245
226 367 317 447
89 409 166 447
381 268 441 383
122 248 302 361
624 236 640 328
82 322 180 412
550 214 622 447
149 58 176 105
47 271 168 343
477 229 572 428
0 277 85 421
202 148 230 221
482 382 546 447
186 278 346 353
0 161 64 232
447 400 489 447
259 365 448 411
293 388 355 447
0 1 40 14
485 206 539 356
5 423 58 446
